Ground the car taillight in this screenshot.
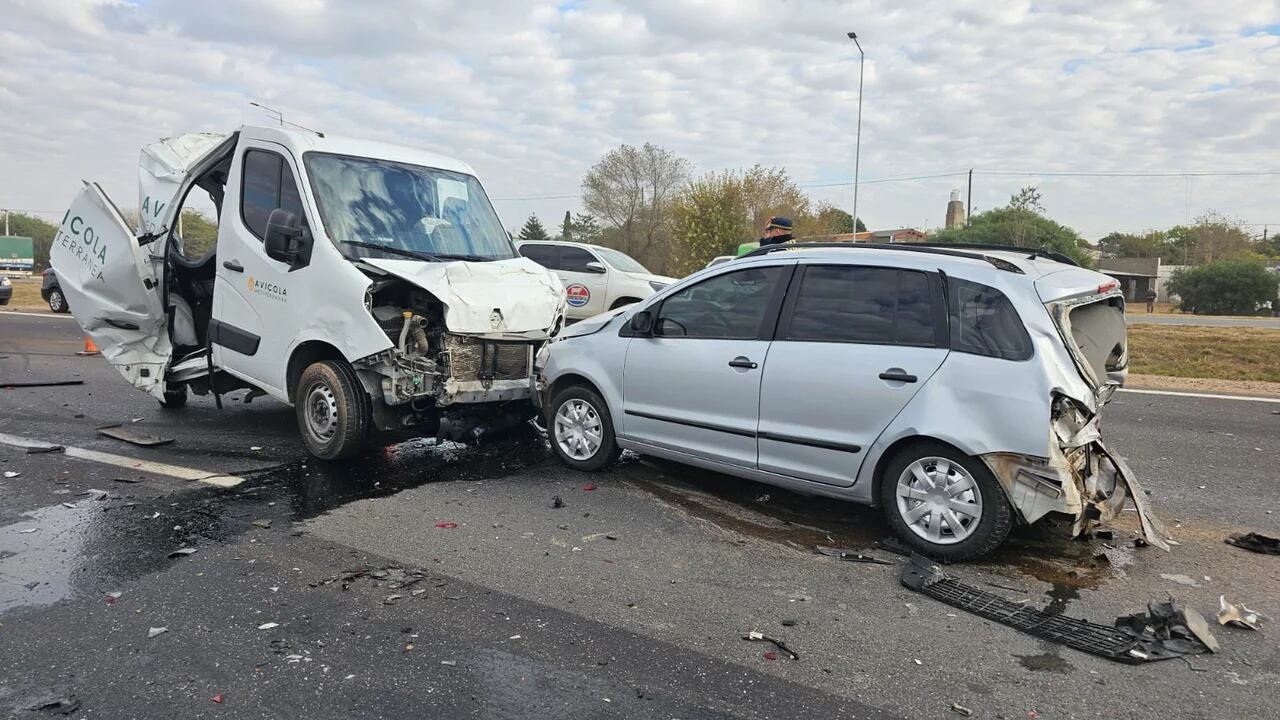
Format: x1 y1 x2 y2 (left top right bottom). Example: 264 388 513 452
1097 279 1118 294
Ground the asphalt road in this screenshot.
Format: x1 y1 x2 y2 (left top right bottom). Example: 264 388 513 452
2 312 1278 719
1126 313 1280 328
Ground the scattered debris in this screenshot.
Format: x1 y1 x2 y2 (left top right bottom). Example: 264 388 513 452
24 581 40 589
18 528 37 534
440 660 457 667
901 553 1208 664
583 483 597 491
212 694 224 704
1226 532 1280 556
815 546 894 565
755 494 771 502
509 634 521 640
61 502 76 509
1218 596 1261 630
251 519 272 529
762 650 778 661
1160 573 1201 587
1115 599 1219 656
435 521 458 529
950 702 973 717
27 696 81 715
105 591 122 604
3 470 20 478
26 444 64 454
257 622 279 630
167 547 198 559
781 619 798 627
111 476 143 484
2 380 84 388
742 631 799 660
551 495 565 509
250 446 263 451
148 627 168 638
97 424 173 447
384 594 403 605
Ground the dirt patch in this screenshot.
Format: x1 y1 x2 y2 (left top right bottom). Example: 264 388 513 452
1126 373 1280 398
1127 324 1280 383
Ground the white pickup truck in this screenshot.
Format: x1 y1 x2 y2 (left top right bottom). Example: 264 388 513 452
51 126 565 459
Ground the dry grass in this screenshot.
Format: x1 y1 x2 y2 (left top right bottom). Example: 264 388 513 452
2 277 45 309
1127 324 1280 383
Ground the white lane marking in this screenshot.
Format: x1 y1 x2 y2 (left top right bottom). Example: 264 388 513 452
0 432 243 487
1118 388 1280 404
0 311 74 320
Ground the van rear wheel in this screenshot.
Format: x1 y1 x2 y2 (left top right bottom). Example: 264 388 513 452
296 359 369 460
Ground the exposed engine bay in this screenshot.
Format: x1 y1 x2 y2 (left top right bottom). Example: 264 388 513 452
353 276 547 439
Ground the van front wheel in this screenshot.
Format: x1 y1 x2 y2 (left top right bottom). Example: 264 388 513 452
296 360 369 460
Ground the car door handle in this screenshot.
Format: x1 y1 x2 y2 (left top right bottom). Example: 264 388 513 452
728 357 758 369
222 260 244 273
878 370 917 383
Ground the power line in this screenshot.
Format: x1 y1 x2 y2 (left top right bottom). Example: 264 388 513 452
975 169 1280 178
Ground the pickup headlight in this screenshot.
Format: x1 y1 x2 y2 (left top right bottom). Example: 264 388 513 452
648 280 668 292
0 277 10 286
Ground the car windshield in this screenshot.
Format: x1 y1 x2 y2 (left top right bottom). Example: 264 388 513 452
304 152 516 261
594 246 650 274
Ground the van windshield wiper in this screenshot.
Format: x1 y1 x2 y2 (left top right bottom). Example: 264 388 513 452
341 241 442 263
430 252 500 262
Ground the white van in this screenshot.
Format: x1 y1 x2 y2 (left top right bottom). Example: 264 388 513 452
51 126 565 459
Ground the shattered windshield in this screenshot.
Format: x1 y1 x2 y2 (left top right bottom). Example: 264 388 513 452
304 152 516 261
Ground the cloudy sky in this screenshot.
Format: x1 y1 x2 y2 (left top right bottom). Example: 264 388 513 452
2 0 1278 240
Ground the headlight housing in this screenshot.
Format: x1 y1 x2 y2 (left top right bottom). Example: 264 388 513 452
648 280 668 292
0 276 10 286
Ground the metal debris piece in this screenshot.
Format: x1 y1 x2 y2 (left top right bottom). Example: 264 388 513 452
3 470 19 478
1218 596 1261 630
257 622 279 630
1225 532 1280 556
901 553 1195 664
440 660 457 667
815 545 894 565
251 519 272 529
111 476 143 483
167 547 198 559
384 594 403 605
742 631 799 660
2 380 84 388
1160 573 1201 587
1115 600 1218 656
27 696 81 715
18 528 38 534
950 702 973 717
26 444 64 454
97 424 173 447
148 627 168 638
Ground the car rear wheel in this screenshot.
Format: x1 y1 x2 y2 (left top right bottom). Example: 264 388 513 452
295 359 370 461
548 385 620 471
879 441 1012 561
48 288 68 314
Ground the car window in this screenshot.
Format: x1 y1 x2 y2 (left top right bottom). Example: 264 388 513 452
519 244 559 269
241 149 307 241
559 246 598 273
948 277 1033 361
782 266 938 346
656 266 783 339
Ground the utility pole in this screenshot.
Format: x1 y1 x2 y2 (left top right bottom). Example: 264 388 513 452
966 169 973 228
3 209 8 236
846 31 865 234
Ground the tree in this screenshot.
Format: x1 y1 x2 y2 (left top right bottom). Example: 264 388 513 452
517 214 550 242
581 143 692 272
1098 231 1164 259
1166 212 1255 265
931 187 1093 266
3 212 58 270
1167 259 1278 315
176 210 218 258
559 211 573 242
569 213 602 244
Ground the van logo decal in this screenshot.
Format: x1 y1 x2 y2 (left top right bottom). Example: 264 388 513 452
54 210 107 282
565 284 590 308
247 275 288 302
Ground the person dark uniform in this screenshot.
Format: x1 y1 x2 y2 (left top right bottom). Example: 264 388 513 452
758 216 794 247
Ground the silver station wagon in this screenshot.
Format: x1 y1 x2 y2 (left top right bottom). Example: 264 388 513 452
537 243 1168 560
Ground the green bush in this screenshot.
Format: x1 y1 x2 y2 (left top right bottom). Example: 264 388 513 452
1167 260 1278 316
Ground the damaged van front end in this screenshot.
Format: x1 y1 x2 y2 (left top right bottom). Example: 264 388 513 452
982 278 1170 550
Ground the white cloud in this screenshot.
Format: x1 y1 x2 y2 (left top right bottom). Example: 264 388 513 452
0 0 1277 237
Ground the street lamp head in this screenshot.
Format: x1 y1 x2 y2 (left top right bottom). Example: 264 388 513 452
846 31 857 39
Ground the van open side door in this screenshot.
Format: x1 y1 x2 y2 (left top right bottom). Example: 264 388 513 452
51 182 173 400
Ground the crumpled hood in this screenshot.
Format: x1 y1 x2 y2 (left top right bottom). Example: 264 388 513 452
362 256 564 334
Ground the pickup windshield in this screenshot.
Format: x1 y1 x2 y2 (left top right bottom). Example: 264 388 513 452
304 152 516 261
594 246 651 274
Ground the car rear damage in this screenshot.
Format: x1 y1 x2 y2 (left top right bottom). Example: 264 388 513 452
981 273 1170 550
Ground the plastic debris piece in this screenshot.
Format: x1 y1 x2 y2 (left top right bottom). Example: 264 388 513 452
251 519 272 529
1159 573 1201 587
61 502 76 509
168 547 198 559
583 483 596 491
97 424 173 447
111 476 143 483
2 380 84 388
18 528 37 534
250 446 263 451
1218 595 1261 630
440 660 457 667
212 694 224 704
105 591 122 604
509 634 521 640
148 627 168 638
1225 532 1280 556
742 631 799 660
435 522 458 529
816 545 895 564
384 594 403 605
3 471 19 478
411 588 428 597
26 444 64 454
762 650 778 661
781 619 797 627
257 622 279 630
551 495 565 509
950 703 973 717
27 696 81 715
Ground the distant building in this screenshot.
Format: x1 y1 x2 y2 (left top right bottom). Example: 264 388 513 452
1098 257 1159 303
944 189 965 229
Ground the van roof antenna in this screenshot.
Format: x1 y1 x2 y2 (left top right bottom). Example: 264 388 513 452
248 101 326 138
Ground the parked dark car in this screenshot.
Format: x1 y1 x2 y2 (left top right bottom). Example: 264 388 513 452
0 275 12 305
41 269 70 313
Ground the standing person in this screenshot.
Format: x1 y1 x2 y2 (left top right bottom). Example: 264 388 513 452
1145 288 1157 314
759 216 794 247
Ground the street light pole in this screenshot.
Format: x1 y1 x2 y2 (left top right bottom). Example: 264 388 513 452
847 31 865 235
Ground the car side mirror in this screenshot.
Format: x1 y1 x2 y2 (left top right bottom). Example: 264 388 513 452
584 261 606 274
628 310 654 336
264 209 304 266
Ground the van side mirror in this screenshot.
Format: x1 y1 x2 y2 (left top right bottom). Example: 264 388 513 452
628 310 654 336
264 209 304 266
584 261 606 274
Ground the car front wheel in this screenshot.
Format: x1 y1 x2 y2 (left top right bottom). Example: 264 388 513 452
547 385 620 471
48 288 69 313
295 359 370 461
880 442 1012 561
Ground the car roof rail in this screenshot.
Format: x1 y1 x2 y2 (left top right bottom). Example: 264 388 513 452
739 242 1029 274
903 242 1080 267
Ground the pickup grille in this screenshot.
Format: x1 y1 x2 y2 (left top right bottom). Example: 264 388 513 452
444 336 531 382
